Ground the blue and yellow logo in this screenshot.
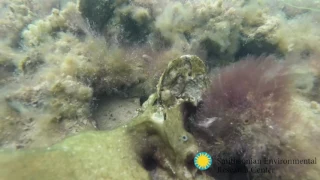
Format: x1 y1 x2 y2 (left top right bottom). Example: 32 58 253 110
194 152 212 170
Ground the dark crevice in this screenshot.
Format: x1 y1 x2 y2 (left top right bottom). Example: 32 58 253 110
141 152 158 171
139 95 149 106
180 101 198 133
235 39 281 59
185 153 196 171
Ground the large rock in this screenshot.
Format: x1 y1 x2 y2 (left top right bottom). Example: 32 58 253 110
0 55 212 180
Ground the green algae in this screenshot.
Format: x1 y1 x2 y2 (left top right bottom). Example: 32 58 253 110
0 99 193 179
0 129 150 180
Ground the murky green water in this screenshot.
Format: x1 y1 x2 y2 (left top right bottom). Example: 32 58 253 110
0 0 320 179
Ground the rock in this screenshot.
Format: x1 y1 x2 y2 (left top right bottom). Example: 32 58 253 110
0 55 211 180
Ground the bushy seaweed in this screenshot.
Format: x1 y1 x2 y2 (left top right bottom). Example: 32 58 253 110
191 56 303 179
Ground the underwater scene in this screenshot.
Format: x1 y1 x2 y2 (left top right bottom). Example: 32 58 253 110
1 0 320 179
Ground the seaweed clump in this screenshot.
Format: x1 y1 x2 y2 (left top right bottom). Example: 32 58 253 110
191 56 319 179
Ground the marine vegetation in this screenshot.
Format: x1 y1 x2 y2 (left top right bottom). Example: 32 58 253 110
189 56 320 180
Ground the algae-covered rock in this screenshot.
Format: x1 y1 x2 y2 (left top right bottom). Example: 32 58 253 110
0 55 211 180
157 55 208 106
0 130 150 180
126 55 209 179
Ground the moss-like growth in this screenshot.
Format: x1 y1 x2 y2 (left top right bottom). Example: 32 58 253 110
0 0 36 47
18 50 44 74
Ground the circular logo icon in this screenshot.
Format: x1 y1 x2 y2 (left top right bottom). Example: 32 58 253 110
194 152 212 170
